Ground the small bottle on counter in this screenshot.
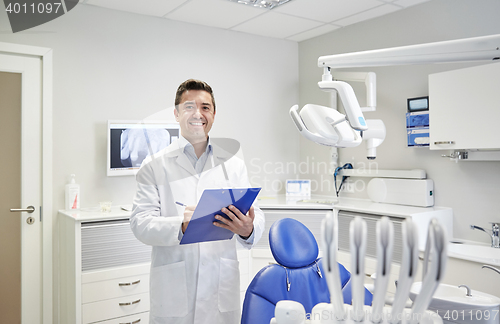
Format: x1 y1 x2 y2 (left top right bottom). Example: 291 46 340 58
65 174 80 210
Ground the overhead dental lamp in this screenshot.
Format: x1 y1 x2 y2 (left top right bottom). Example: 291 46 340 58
290 103 363 148
290 66 384 158
289 67 369 146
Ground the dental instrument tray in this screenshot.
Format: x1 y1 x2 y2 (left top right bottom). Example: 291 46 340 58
180 187 261 245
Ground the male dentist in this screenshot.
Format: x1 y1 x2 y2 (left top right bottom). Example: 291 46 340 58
131 79 265 324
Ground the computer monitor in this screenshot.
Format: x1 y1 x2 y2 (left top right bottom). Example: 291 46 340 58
107 120 180 176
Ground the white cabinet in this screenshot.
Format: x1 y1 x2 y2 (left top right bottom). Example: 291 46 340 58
59 208 253 322
429 62 500 151
59 209 151 324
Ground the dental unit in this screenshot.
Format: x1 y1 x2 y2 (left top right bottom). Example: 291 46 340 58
290 34 500 158
270 214 448 324
277 34 500 324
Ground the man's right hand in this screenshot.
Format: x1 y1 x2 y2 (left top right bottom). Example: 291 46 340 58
182 205 196 233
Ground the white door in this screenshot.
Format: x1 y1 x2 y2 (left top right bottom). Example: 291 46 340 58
0 52 43 323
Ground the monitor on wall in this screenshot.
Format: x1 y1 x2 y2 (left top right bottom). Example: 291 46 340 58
107 120 180 176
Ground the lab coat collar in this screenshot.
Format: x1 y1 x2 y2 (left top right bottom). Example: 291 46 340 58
177 135 212 157
163 135 236 177
165 136 235 162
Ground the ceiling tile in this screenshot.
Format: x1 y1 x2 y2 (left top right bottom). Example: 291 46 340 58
334 3 400 26
393 0 431 8
80 0 426 41
165 0 266 29
231 11 323 39
286 24 340 42
274 0 385 23
85 0 188 17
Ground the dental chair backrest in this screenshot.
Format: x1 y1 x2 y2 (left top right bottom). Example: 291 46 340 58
241 218 352 324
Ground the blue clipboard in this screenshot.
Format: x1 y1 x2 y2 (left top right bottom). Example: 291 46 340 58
180 187 261 245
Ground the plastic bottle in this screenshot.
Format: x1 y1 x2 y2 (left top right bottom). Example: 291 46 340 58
65 174 80 210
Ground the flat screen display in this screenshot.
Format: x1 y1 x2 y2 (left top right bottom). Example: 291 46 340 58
407 96 429 112
107 120 180 176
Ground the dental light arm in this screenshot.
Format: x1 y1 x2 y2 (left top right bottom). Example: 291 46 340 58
318 34 500 69
331 71 377 112
319 67 368 131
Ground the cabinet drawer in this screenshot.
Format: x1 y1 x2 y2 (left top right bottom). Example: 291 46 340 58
97 311 149 324
81 219 151 271
82 273 149 304
82 292 149 324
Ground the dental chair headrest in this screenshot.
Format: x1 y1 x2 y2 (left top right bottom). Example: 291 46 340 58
269 218 319 268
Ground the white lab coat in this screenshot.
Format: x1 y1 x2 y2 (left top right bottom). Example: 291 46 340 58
130 139 265 324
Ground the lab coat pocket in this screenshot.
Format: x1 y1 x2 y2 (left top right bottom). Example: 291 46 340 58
150 261 189 318
218 257 240 313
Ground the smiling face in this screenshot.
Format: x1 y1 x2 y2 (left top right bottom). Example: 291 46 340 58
174 89 215 144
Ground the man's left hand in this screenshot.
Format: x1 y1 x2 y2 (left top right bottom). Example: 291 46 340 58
213 205 255 239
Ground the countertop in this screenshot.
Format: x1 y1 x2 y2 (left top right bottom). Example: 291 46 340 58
257 195 452 217
59 196 453 221
59 206 132 222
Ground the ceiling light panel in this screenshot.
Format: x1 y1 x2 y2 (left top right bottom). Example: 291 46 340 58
393 0 431 8
228 0 293 9
167 0 266 29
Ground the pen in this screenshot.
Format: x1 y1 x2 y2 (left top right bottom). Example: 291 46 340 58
175 201 186 207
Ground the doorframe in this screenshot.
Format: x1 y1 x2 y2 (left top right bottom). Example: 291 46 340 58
0 42 53 324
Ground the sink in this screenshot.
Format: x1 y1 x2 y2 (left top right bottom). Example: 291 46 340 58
410 282 500 324
448 242 500 266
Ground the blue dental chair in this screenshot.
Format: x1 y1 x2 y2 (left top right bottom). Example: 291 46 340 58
241 218 372 324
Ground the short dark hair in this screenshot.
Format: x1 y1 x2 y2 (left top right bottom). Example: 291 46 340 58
175 79 216 111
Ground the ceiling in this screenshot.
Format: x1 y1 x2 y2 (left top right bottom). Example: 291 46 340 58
79 0 431 42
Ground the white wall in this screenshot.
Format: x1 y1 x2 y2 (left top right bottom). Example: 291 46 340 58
0 4 300 206
298 0 500 243
0 5 300 321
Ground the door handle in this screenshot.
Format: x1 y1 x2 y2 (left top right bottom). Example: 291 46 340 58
10 206 35 213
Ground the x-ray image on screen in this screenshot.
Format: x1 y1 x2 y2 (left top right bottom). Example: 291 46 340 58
108 121 180 176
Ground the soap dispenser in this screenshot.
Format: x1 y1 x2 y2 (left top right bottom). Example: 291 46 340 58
65 174 80 210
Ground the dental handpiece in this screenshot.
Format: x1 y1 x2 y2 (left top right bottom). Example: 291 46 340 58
321 211 346 320
371 217 394 323
350 217 367 322
390 219 419 324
